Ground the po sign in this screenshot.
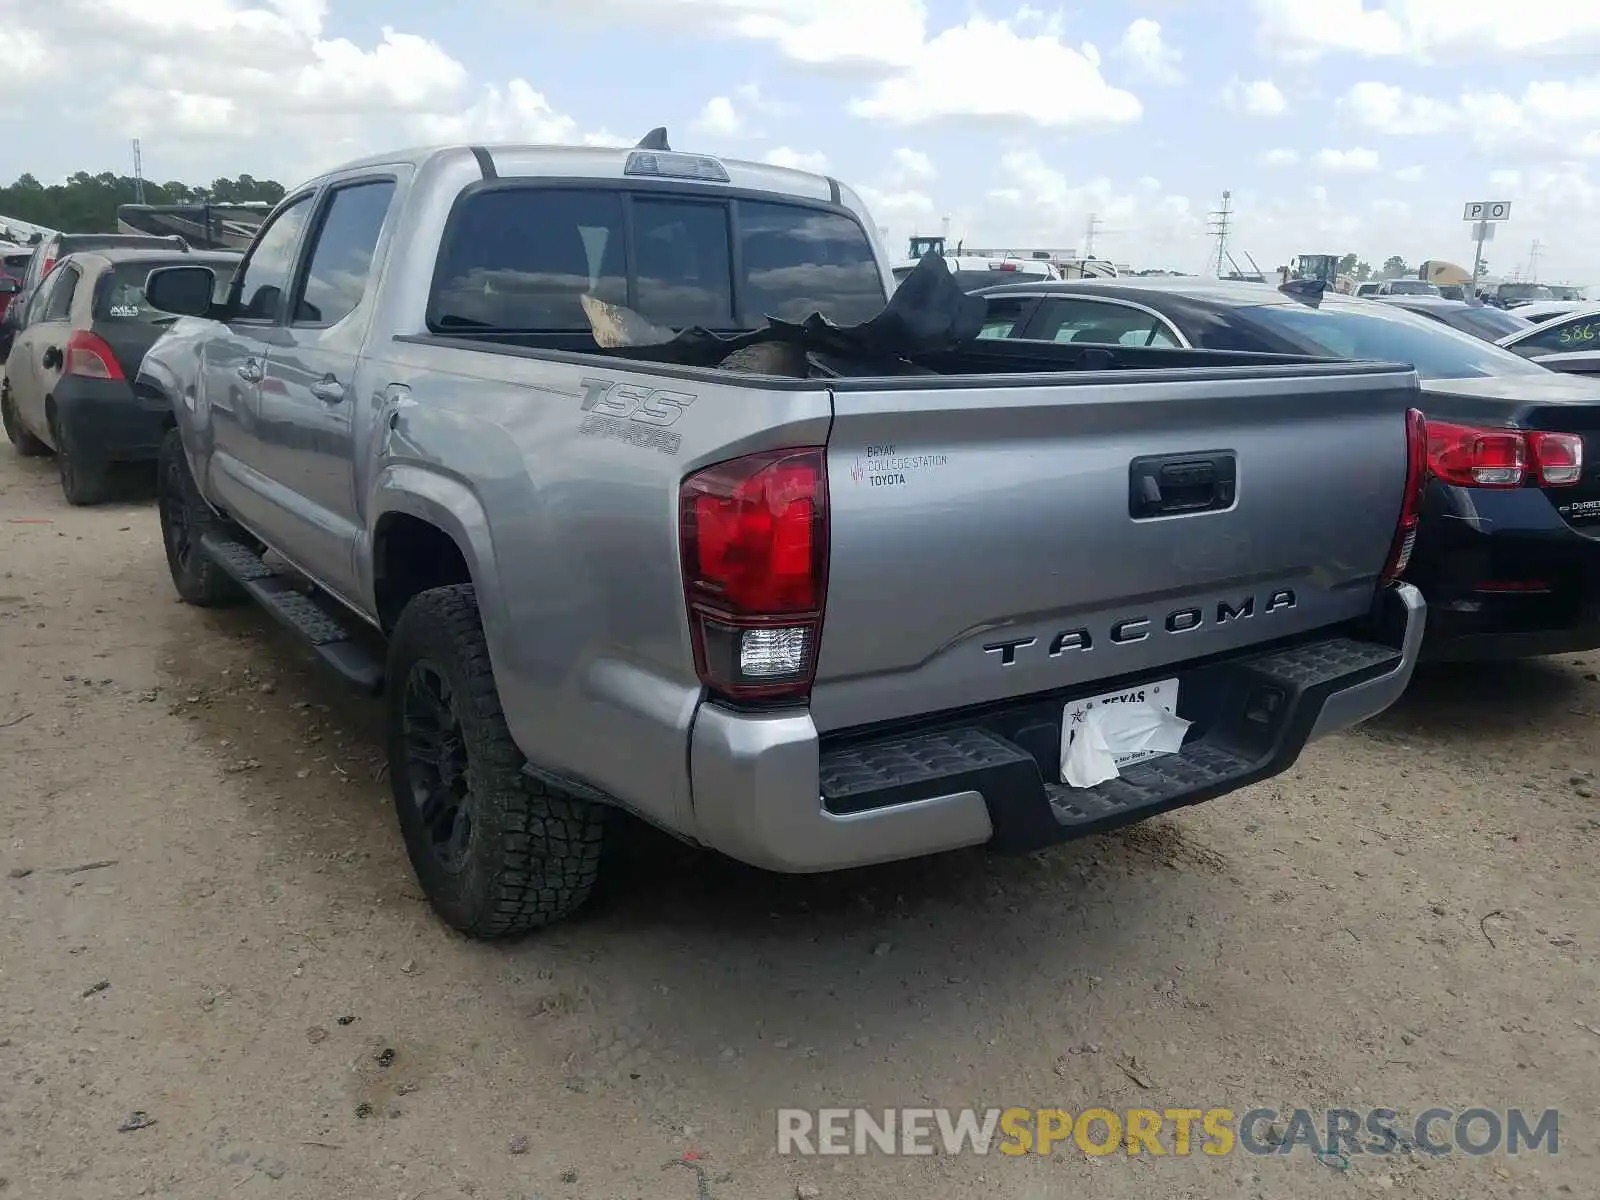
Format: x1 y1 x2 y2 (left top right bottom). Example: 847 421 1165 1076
1462 201 1512 221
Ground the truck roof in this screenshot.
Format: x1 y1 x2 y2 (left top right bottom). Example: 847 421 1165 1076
300 141 845 209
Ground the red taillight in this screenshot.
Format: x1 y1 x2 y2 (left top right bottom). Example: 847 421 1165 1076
679 447 828 703
40 257 54 276
1426 421 1584 488
64 330 125 380
1529 431 1584 485
1382 407 1427 584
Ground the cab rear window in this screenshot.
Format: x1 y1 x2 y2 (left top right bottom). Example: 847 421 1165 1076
97 260 235 322
427 185 885 334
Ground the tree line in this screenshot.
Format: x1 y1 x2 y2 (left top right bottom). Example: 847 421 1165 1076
0 172 287 235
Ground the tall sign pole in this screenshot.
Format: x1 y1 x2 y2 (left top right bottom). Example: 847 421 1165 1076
1462 200 1511 294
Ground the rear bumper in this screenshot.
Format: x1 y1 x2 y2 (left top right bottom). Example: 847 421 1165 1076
54 377 168 463
689 582 1424 872
1410 485 1600 662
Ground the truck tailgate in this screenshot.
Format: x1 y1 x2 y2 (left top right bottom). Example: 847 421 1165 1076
810 365 1417 733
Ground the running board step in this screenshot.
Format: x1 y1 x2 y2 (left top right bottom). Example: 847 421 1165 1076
198 531 384 694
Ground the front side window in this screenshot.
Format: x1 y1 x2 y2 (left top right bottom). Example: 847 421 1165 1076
294 180 397 326
1237 303 1550 380
24 266 61 324
234 194 314 322
1029 298 1180 347
1508 313 1600 356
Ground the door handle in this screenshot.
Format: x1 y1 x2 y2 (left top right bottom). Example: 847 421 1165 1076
311 377 346 404
237 358 262 384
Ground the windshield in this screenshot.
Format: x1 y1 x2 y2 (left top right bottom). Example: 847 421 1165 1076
1448 306 1530 340
1237 302 1552 379
1382 280 1437 295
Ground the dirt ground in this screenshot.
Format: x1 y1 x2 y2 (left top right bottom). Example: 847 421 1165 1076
1 446 1597 1200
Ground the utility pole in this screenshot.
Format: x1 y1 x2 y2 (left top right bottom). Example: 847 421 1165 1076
1527 238 1541 283
1207 190 1233 278
131 138 146 205
1083 212 1101 259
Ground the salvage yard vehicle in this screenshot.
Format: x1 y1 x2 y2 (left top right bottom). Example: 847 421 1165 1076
1373 295 1531 343
2 247 240 503
136 134 1426 938
978 277 1600 662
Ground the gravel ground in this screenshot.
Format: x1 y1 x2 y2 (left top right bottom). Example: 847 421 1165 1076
1 445 1597 1200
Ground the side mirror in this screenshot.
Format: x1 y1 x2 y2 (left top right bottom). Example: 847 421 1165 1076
144 265 219 318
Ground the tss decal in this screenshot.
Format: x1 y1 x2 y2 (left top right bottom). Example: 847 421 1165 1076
576 378 698 456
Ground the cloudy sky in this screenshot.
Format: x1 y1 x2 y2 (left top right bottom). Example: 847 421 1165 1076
3 0 1598 282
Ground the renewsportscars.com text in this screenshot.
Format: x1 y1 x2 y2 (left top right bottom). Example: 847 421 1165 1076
776 1107 1559 1158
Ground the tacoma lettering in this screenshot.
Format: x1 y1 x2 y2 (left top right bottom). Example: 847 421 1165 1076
990 589 1300 665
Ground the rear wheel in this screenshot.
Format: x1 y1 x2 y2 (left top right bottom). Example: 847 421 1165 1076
387 584 608 938
157 429 242 606
1 385 48 457
53 414 110 506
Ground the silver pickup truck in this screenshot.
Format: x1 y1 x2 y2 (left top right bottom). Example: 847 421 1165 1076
135 134 1427 938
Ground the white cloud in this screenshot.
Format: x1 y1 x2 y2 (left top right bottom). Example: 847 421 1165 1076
1340 81 1455 134
890 147 936 182
1116 18 1183 84
1221 77 1288 116
1261 148 1300 166
849 15 1141 128
692 96 744 138
1459 79 1600 158
1393 164 1426 182
761 146 829 172
1255 0 1600 61
522 0 928 72
1313 146 1381 172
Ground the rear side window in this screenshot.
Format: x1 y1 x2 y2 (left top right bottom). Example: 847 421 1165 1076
98 259 236 322
1509 314 1600 356
294 179 396 326
42 265 79 321
427 186 885 333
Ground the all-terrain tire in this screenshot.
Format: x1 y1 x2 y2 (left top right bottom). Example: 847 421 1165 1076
387 584 607 938
156 429 243 606
1 385 49 456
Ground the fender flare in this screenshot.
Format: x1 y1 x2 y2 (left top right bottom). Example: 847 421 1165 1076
365 465 509 639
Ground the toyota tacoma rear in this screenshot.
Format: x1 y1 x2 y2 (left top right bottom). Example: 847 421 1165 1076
135 131 1428 937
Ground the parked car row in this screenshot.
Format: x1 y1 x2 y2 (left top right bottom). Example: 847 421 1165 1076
1 235 240 502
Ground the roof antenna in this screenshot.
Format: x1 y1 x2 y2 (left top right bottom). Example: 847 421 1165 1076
635 127 671 151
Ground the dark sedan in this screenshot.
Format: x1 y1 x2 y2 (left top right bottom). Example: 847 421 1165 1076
975 278 1600 662
1371 295 1532 343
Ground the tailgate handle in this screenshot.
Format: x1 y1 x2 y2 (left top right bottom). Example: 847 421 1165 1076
1129 451 1237 519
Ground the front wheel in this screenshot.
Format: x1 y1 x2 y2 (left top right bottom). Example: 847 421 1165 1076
387 584 608 938
157 429 242 606
1 386 48 457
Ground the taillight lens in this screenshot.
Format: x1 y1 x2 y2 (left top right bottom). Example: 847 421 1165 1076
40 257 54 276
1427 420 1584 488
64 330 125 380
680 447 828 703
1530 431 1584 485
1382 407 1427 584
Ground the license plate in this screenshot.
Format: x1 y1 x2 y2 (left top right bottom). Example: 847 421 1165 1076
1060 678 1180 777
